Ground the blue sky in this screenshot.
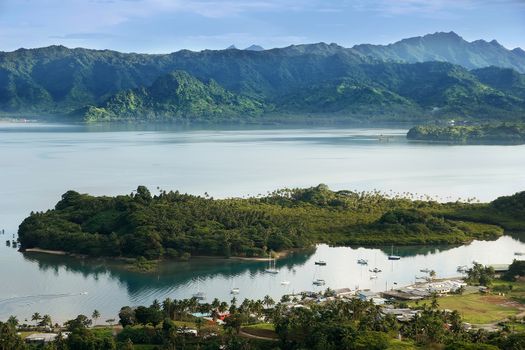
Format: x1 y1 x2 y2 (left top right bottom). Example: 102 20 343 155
0 0 523 53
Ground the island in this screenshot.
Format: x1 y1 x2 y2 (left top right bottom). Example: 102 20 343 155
17 185 524 262
407 123 525 144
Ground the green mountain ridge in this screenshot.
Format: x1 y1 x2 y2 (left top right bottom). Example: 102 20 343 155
353 31 525 73
1 32 525 122
80 71 266 122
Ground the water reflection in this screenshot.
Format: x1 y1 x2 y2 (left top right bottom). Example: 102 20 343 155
1 237 523 322
21 248 316 298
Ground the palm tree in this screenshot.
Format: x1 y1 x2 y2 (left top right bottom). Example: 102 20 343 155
263 295 275 309
162 298 173 317
7 316 18 329
218 302 228 314
39 315 52 329
31 312 41 327
92 310 100 326
430 293 439 310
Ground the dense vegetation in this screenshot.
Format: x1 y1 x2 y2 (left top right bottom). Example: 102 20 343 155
79 71 266 122
2 32 525 122
5 290 525 349
407 123 525 144
18 184 518 261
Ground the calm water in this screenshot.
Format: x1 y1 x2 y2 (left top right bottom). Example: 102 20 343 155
1 122 525 322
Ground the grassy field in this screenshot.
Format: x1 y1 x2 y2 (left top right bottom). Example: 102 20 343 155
242 323 278 339
411 293 521 324
387 339 418 349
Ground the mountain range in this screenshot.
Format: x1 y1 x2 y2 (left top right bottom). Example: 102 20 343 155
1 31 524 123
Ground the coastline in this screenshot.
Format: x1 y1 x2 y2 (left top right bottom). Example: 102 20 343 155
20 246 301 269
23 248 68 255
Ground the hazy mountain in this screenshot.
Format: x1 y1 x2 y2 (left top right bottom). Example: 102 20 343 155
353 31 525 73
245 45 264 51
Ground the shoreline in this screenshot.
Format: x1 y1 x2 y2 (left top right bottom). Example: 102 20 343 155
21 246 300 264
23 248 68 255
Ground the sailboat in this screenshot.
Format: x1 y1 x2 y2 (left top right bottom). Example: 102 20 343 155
357 258 368 265
388 245 401 260
264 252 278 274
312 265 326 286
192 279 206 300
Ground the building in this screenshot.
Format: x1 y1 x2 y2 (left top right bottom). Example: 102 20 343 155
357 290 379 301
334 288 354 298
25 333 69 344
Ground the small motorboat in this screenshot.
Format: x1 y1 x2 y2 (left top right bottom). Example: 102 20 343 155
280 281 290 285
515 252 525 256
370 275 378 280
192 292 206 300
315 260 327 266
312 279 326 286
420 268 431 273
230 288 240 294
369 268 382 273
357 258 368 265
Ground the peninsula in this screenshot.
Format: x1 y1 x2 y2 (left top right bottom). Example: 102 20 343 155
18 185 524 261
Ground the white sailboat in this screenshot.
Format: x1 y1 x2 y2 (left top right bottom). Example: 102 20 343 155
192 279 206 300
312 265 325 286
388 245 401 260
264 252 278 274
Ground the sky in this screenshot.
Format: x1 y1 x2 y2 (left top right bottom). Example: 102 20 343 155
0 0 524 53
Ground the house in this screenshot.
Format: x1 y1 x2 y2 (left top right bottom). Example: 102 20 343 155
334 288 354 298
426 280 466 294
357 290 378 301
25 333 68 344
381 307 420 321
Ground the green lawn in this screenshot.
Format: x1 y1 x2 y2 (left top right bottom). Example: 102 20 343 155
242 323 278 339
388 339 418 349
411 293 520 324
244 323 275 331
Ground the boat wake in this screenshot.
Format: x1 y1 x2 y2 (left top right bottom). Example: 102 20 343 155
0 292 89 306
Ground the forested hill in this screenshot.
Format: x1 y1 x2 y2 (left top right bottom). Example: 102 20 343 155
79 71 266 122
1 31 525 122
77 63 525 122
19 184 524 260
